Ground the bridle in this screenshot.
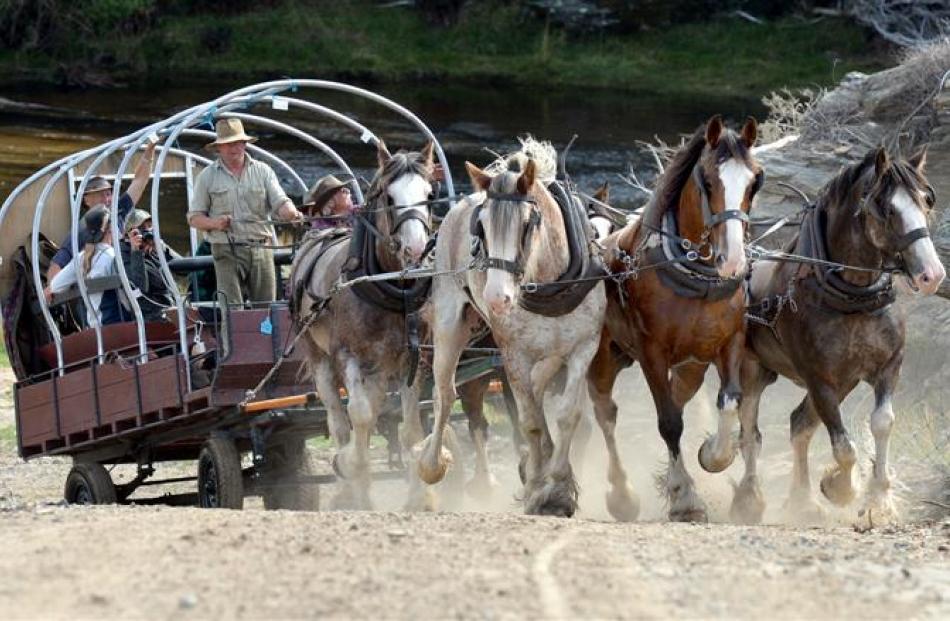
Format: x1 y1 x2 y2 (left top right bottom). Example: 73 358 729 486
358 174 437 254
861 183 934 275
691 162 764 247
470 192 542 278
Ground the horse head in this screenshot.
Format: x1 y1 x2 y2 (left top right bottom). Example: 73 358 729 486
684 115 762 279
856 146 945 294
465 158 563 316
368 140 436 269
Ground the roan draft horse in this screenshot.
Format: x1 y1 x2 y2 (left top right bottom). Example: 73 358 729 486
736 147 945 525
419 145 607 517
290 140 440 510
589 116 763 522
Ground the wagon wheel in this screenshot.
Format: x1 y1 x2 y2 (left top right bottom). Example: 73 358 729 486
261 439 319 512
197 437 244 510
64 463 117 505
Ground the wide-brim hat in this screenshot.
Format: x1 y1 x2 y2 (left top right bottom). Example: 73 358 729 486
82 175 113 196
82 205 111 245
124 209 152 234
303 174 352 209
205 118 258 150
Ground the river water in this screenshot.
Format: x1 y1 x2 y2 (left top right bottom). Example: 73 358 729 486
0 80 762 252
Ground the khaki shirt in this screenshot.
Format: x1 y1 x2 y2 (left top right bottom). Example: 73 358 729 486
188 155 289 243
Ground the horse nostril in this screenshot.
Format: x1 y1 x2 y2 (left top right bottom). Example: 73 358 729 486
715 253 726 267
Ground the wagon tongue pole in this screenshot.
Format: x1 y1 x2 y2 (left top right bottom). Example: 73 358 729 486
241 392 319 414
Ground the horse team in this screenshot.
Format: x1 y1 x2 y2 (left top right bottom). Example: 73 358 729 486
292 115 945 524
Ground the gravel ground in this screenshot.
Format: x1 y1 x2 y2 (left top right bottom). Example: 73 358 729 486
1 366 948 619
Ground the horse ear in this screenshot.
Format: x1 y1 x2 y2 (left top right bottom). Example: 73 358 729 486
517 158 536 195
740 117 758 148
908 146 928 173
419 140 435 168
377 140 392 168
874 147 890 177
705 115 723 148
465 161 491 191
593 181 610 203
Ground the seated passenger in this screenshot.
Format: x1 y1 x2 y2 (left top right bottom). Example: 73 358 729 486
49 206 130 327
44 141 156 302
303 175 358 230
120 209 181 321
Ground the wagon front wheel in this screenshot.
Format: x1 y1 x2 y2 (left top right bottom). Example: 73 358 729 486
65 462 117 505
197 437 244 509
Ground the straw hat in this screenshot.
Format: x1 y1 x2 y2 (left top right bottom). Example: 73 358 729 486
82 176 113 195
303 174 351 210
205 118 257 150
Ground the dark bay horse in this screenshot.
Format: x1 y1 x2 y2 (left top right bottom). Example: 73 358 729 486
588 116 763 522
735 147 945 525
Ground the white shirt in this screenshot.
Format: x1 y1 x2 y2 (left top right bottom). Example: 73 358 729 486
50 243 119 326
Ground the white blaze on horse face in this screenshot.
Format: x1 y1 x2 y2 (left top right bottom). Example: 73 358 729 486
482 208 519 316
590 216 612 242
892 188 945 295
717 159 753 278
388 173 431 264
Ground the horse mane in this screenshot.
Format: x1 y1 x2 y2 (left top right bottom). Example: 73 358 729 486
641 127 706 229
485 135 558 184
816 148 928 217
366 150 432 202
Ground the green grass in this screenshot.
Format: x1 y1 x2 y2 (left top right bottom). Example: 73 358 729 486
0 2 888 97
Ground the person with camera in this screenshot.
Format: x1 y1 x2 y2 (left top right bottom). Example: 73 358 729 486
121 209 180 321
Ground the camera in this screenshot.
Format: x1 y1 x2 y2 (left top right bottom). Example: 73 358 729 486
141 230 154 242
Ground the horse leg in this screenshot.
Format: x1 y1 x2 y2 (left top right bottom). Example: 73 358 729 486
699 334 744 473
729 358 776 524
313 357 356 509
641 345 707 522
335 356 385 510
785 396 825 522
401 376 434 512
514 354 567 516
587 336 639 522
499 370 526 461
459 377 498 501
812 383 858 507
417 300 469 485
859 351 902 525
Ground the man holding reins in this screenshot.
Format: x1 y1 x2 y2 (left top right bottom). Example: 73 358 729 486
187 118 304 305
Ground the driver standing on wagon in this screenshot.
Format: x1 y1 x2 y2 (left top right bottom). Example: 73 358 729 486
187 118 304 305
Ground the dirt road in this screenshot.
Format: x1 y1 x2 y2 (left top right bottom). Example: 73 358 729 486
0 506 947 619
1 366 948 619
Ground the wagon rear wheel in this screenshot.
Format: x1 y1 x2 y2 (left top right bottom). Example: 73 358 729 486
197 437 244 510
261 439 319 512
65 463 117 505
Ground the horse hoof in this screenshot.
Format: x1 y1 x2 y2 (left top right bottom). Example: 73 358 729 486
526 478 578 518
697 438 736 473
606 485 640 522
669 506 708 523
819 466 856 507
730 478 766 525
416 437 453 485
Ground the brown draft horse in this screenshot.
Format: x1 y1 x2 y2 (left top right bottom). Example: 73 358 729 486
735 147 944 525
588 116 762 522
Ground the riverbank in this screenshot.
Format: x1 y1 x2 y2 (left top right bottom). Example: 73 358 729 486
0 3 889 97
